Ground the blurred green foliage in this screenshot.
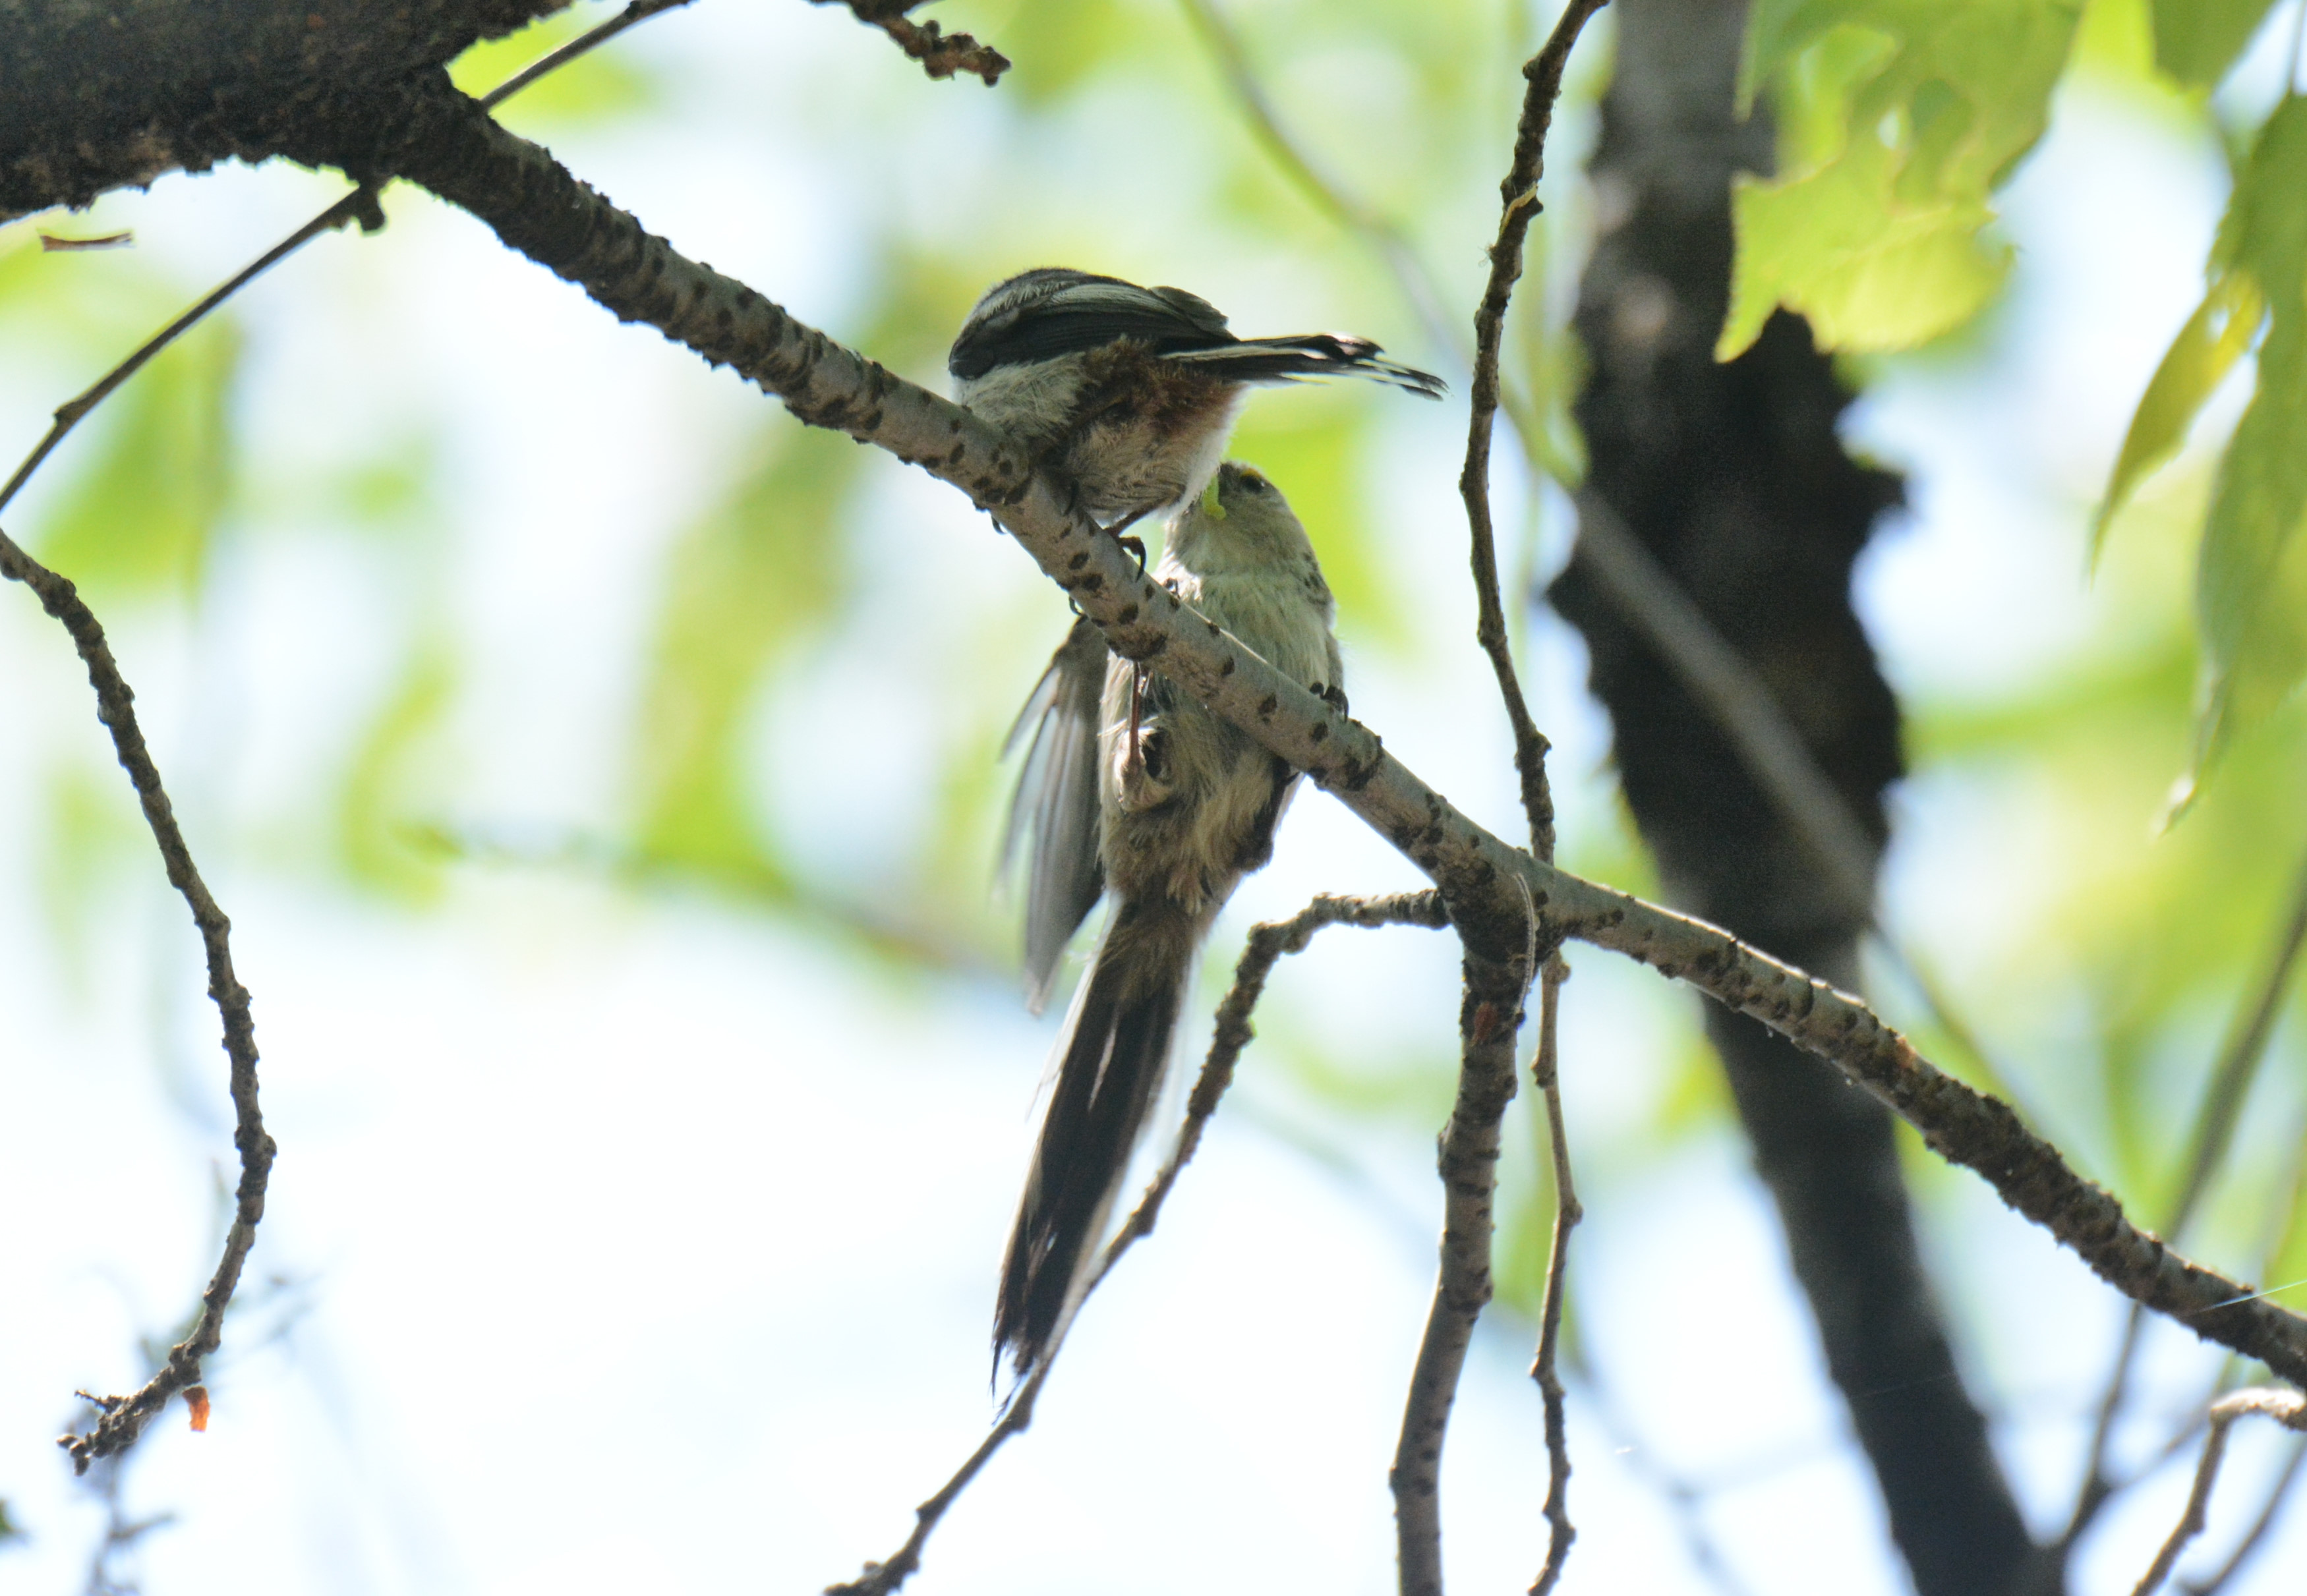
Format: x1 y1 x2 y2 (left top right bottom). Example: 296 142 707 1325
34 318 238 600
1724 0 2084 357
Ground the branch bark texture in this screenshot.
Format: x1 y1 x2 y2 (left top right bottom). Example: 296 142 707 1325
1393 946 1536 1595
0 0 568 221
1457 0 1612 858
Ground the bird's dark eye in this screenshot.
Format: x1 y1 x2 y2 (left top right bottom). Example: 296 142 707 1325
1239 469 1270 494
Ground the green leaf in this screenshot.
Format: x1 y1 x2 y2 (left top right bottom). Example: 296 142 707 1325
2092 271 2264 560
36 317 238 596
2186 96 2307 786
2151 0 2280 90
1723 0 2086 358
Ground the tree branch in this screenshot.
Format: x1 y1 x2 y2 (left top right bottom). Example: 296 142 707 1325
2065 840 2307 1549
1394 940 1540 1595
1 0 701 526
809 1 1008 85
1459 0 1612 858
2181 1431 2306 1595
1527 955 1579 1595
2132 1388 2307 1596
0 0 571 221
355 84 2307 1387
826 891 1448 1596
0 534 273 1473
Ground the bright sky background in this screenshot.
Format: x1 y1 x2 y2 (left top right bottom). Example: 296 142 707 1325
3 3 2305 1593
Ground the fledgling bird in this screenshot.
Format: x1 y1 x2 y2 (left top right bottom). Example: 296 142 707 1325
996 462 1345 1382
950 266 1444 530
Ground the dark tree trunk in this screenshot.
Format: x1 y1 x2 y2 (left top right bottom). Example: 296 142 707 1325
1550 2 2051 1591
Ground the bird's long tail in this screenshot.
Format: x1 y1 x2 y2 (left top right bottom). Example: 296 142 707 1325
1168 333 1446 399
996 893 1199 1383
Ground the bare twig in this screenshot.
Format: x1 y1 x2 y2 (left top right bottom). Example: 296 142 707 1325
5 0 702 1475
1461 0 1611 858
2180 1431 2307 1594
1105 890 1451 1261
1394 903 1546 1595
1527 954 1580 1595
479 0 699 108
0 534 272 1471
2132 1388 2307 1596
2065 840 2307 1546
827 891 1448 1596
0 0 698 529
811 0 1008 85
0 196 370 523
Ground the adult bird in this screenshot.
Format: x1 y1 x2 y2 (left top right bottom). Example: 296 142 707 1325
950 266 1442 534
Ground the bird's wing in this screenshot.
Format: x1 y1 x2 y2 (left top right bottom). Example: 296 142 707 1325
1001 617 1110 1012
952 273 1237 378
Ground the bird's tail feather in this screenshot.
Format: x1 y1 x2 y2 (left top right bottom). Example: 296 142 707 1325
995 895 1197 1384
1167 334 1446 399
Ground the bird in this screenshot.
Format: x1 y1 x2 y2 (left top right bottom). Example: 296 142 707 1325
949 266 1444 533
995 461 1345 1384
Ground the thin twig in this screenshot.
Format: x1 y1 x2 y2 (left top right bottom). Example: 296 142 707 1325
2132 1388 2307 1596
0 534 271 1471
2180 1431 2307 1594
1527 954 1580 1595
2065 840 2307 1545
1394 891 1546 1595
1462 0 1610 859
7 0 701 1475
479 0 699 108
0 196 370 521
827 891 1448 1596
811 0 1008 84
0 0 697 528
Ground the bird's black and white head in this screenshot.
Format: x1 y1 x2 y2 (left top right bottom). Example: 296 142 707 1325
949 266 1445 528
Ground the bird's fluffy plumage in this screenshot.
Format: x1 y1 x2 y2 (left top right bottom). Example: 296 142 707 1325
995 463 1344 1383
